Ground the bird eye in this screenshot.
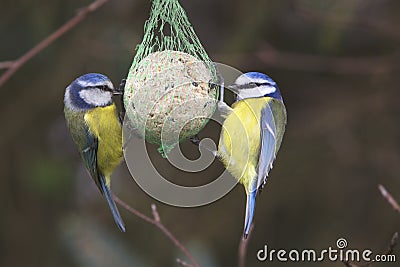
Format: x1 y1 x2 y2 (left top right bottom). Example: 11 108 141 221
100 85 110 91
251 82 269 87
249 82 258 87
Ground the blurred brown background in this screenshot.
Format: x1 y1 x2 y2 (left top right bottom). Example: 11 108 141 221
1 0 399 266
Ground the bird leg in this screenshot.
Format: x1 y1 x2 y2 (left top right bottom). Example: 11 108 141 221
114 78 126 124
189 135 201 146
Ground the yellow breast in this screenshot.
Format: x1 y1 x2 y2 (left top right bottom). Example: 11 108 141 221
84 104 123 181
218 97 271 192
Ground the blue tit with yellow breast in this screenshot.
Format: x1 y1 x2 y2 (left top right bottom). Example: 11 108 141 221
64 73 125 232
218 72 287 238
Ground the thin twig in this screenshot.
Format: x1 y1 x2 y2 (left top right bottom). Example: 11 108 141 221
0 61 14 70
176 258 194 267
342 260 358 267
386 232 398 255
113 196 200 267
378 184 400 212
0 0 109 88
151 203 161 223
341 232 398 267
238 225 253 267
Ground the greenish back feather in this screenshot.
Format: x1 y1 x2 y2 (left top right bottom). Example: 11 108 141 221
269 99 287 154
64 108 89 151
64 107 102 191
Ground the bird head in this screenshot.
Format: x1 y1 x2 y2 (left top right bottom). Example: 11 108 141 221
64 73 115 111
228 72 282 101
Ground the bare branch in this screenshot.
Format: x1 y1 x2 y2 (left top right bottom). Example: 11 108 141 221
0 61 14 70
386 232 398 255
177 258 194 267
238 225 253 267
0 0 109 88
114 196 200 267
151 203 161 223
342 232 398 267
378 184 400 212
342 260 358 267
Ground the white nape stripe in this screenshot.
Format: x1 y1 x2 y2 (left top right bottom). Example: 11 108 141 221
79 88 112 107
77 79 114 90
235 75 275 86
64 87 75 110
237 85 276 100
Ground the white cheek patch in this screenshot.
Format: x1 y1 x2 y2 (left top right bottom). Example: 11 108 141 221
237 85 276 99
79 88 112 107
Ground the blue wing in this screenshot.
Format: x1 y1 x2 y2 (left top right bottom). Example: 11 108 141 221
243 101 282 237
256 103 277 191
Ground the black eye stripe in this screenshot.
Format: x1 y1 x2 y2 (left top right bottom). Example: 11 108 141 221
94 85 112 92
246 82 272 88
256 82 272 86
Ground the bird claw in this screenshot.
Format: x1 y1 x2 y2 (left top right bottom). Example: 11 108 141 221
118 79 126 93
189 135 200 146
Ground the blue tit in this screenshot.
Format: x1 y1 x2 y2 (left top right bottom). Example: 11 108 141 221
64 73 125 232
218 72 287 238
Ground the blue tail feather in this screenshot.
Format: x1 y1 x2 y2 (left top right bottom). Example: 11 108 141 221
99 175 126 232
243 190 257 238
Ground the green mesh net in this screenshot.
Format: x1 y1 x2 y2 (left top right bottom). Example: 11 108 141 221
124 0 218 157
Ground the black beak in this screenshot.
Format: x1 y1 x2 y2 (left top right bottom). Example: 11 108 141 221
112 90 123 96
113 78 126 96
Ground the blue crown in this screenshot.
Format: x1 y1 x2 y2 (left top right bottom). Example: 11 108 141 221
76 73 110 86
244 72 277 86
